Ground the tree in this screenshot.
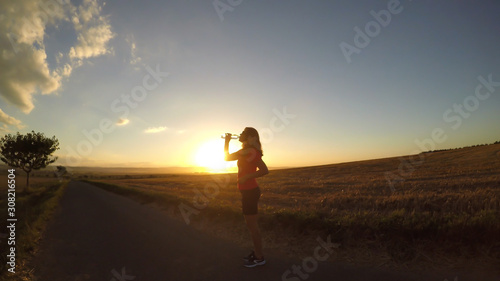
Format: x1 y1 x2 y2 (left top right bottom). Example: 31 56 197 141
0 131 60 192
54 165 68 179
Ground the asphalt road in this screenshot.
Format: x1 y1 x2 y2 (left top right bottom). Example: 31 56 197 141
31 181 490 281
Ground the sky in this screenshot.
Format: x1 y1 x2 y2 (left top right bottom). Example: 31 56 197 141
0 0 499 171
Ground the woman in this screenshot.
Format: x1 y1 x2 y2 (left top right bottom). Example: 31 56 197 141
224 127 269 267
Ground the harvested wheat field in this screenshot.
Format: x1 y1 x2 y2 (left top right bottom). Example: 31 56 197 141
85 143 500 276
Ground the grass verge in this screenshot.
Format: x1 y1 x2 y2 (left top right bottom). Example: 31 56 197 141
0 180 69 281
81 180 183 206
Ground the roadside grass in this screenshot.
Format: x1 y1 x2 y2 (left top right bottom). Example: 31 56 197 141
80 180 183 207
0 174 68 281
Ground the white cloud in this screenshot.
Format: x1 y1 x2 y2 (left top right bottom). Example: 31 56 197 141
77 0 101 25
125 34 142 66
0 0 114 126
117 118 130 126
55 52 64 64
69 0 114 60
145 127 168 134
0 0 66 114
0 47 62 113
0 108 25 132
61 64 73 77
69 23 114 60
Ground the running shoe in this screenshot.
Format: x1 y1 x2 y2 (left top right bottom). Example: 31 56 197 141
244 256 266 268
243 251 255 262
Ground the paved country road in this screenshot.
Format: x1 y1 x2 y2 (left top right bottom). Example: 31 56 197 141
31 181 493 281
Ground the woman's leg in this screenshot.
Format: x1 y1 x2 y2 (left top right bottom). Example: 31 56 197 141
244 214 263 259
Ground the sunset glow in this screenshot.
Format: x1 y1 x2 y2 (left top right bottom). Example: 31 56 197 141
193 139 238 173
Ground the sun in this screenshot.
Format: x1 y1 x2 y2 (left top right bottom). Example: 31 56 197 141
194 139 238 173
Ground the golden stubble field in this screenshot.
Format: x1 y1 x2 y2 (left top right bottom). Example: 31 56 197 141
90 144 500 217
85 144 500 274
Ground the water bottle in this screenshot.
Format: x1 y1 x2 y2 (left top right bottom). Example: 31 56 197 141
221 133 239 139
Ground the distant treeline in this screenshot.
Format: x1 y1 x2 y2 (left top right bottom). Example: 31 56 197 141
425 140 500 153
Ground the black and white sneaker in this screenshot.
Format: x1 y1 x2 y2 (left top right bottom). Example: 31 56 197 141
244 256 266 268
243 251 255 262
